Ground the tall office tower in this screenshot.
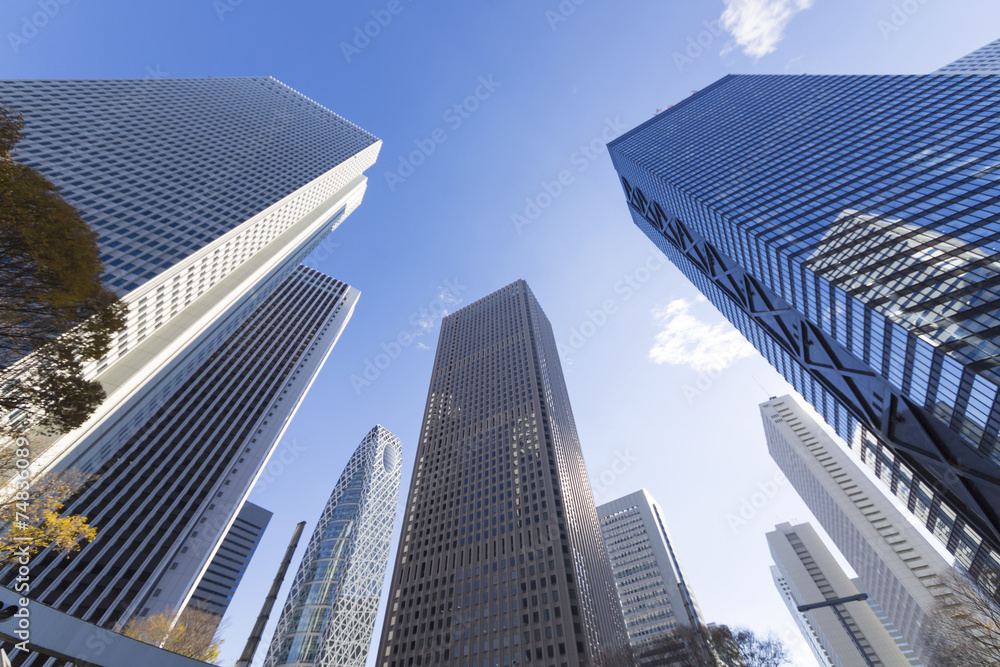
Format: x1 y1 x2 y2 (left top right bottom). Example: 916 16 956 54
0 267 360 646
762 395 953 663
374 281 632 667
0 77 379 475
853 577 917 663
936 37 1000 74
597 490 711 666
608 40 1000 585
771 565 833 667
264 426 402 667
767 522 913 667
189 501 273 629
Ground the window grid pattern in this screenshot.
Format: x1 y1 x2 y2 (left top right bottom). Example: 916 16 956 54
601 508 677 639
189 501 272 621
0 266 356 641
610 72 1000 452
375 280 632 667
265 426 402 667
597 491 710 667
937 38 1000 75
0 77 380 378
608 56 1000 587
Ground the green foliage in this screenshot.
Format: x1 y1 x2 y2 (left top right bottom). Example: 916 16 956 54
0 101 127 437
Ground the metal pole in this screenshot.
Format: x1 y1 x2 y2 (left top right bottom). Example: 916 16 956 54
235 520 306 667
796 592 869 613
796 593 876 667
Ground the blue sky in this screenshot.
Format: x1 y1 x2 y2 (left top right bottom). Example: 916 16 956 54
3 1 1000 665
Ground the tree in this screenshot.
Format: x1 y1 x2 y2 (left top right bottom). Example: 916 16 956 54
594 643 638 667
925 568 1000 666
638 624 721 666
120 605 225 663
0 102 120 565
729 627 790 667
0 460 96 562
0 102 127 438
657 623 789 667
708 625 746 666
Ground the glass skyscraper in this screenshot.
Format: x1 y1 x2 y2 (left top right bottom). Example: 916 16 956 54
0 267 360 642
189 501 273 631
0 76 380 476
374 280 632 667
0 77 379 662
608 38 1000 584
264 426 402 667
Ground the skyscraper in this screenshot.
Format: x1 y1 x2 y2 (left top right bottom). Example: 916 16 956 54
771 565 833 667
767 522 913 667
0 267 360 638
374 280 632 667
0 77 380 476
264 426 402 667
189 501 273 629
597 490 710 666
0 78 378 662
608 39 1000 583
762 395 953 663
936 37 1000 74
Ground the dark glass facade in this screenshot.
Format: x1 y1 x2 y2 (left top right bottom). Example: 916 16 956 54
608 44 1000 583
0 77 378 294
0 267 357 649
189 501 272 625
937 37 1000 74
375 280 632 667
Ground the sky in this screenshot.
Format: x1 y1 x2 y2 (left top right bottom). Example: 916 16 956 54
2 1 1000 665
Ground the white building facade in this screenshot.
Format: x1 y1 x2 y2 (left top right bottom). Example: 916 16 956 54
771 565 832 667
597 489 710 666
1 268 360 654
767 522 912 667
0 77 380 477
762 395 954 664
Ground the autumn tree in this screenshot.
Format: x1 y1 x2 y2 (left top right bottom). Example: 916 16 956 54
0 101 127 438
0 460 95 561
0 102 124 563
120 605 225 664
925 568 1000 666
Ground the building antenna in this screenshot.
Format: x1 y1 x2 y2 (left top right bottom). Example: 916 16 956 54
752 375 773 400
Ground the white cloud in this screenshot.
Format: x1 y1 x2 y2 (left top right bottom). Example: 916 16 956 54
409 286 463 335
648 299 756 372
720 0 814 59
417 342 430 350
